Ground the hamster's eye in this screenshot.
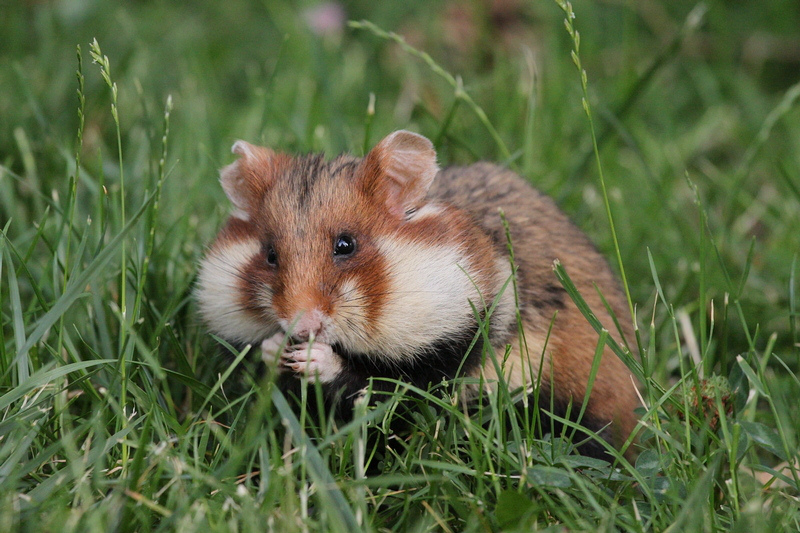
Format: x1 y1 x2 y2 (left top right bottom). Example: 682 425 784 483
265 244 278 267
333 234 356 257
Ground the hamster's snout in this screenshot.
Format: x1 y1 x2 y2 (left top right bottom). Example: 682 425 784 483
288 308 327 342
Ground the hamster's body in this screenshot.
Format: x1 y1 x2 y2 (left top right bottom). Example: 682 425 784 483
197 131 639 456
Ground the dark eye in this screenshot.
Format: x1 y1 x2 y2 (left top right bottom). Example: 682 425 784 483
333 234 356 257
265 244 278 266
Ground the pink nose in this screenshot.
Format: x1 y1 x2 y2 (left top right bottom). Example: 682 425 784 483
290 309 325 341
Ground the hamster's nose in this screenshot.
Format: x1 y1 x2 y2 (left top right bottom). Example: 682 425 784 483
290 309 325 342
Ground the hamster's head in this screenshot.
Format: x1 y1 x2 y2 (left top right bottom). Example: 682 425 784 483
197 130 506 361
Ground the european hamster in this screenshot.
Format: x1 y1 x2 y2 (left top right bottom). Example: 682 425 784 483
197 130 639 456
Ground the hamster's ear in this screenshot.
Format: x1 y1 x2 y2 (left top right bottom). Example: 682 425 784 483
359 130 439 219
220 140 277 219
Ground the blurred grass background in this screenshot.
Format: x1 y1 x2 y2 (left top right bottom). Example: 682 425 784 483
1 0 800 531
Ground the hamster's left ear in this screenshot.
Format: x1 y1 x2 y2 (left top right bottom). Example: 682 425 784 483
359 130 439 219
220 140 277 219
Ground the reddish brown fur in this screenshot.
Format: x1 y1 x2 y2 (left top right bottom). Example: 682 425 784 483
432 162 639 451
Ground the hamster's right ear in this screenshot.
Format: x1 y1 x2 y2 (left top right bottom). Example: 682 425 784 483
219 140 278 219
359 130 439 219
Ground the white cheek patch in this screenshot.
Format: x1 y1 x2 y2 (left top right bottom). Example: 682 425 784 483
331 278 372 351
372 236 483 360
197 238 277 344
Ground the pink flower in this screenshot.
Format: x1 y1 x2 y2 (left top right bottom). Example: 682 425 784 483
304 3 346 37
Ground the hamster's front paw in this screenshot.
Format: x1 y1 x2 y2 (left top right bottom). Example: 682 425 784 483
261 332 289 369
283 342 341 384
261 333 341 383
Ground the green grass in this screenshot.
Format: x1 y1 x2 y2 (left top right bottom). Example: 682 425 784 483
2 0 800 531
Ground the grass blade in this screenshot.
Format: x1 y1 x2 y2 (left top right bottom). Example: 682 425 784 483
271 389 364 532
13 191 154 367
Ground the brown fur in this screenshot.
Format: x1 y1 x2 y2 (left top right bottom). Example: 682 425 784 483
431 163 639 449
